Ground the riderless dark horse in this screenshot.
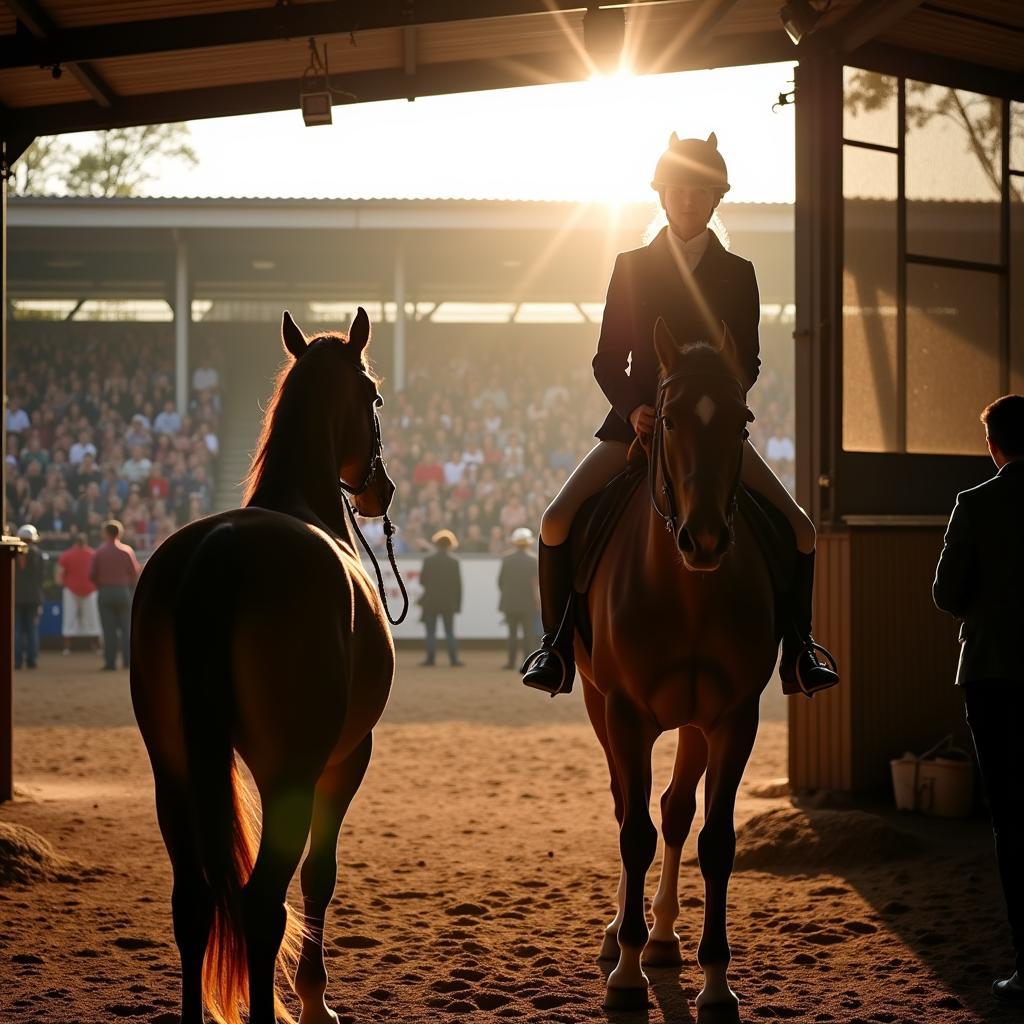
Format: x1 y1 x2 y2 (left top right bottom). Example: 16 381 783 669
131 309 403 1024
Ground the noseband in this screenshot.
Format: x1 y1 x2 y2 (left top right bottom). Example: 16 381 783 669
339 402 410 625
649 368 750 543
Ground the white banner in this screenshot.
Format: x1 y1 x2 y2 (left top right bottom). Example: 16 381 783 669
364 554 526 640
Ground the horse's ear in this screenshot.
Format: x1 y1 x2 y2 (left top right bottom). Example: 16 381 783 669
348 306 370 354
653 318 679 376
281 311 308 360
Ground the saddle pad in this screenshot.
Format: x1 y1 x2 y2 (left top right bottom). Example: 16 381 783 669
570 460 646 595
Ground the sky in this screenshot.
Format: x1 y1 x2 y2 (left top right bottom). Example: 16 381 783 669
135 61 798 204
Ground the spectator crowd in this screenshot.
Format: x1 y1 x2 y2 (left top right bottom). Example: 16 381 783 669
5 326 222 556
4 323 797 567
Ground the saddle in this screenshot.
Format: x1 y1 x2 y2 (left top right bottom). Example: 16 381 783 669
568 456 797 652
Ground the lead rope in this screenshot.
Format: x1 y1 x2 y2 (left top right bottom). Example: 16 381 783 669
342 494 410 625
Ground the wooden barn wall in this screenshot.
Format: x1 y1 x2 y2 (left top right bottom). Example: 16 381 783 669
789 527 968 793
848 527 968 790
789 531 852 792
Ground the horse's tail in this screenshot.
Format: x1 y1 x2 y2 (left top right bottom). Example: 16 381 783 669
175 522 300 1024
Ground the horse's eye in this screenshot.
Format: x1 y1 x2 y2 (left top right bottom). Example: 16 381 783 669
663 416 675 431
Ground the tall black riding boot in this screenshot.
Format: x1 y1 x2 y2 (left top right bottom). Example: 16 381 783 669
521 540 576 697
780 550 840 697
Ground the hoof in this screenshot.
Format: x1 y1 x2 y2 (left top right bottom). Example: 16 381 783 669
604 985 650 1012
299 1003 340 1024
598 930 620 962
642 938 683 967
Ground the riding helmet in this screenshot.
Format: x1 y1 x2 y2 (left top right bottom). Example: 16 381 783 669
651 132 730 194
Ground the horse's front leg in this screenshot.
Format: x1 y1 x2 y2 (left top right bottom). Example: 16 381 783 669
646 725 709 967
604 693 660 1011
696 702 759 1011
581 680 627 963
296 736 373 1024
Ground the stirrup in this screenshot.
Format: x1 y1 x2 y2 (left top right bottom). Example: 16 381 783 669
795 641 839 698
521 645 570 696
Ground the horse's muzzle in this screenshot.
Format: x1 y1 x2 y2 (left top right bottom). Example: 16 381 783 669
677 522 730 571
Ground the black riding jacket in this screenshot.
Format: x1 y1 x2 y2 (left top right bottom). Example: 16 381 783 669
593 227 761 444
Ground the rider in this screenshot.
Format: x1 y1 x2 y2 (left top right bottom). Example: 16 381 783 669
521 132 840 699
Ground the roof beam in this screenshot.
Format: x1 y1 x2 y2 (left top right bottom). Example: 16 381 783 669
0 1 693 72
819 0 927 52
5 0 115 106
8 29 795 139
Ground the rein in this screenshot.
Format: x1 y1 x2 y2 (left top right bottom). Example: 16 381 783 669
339 406 410 625
649 368 750 541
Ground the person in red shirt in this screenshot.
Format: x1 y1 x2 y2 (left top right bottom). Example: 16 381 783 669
56 534 100 655
89 520 141 671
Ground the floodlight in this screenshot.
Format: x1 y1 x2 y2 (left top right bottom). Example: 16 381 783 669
779 0 823 45
301 90 332 127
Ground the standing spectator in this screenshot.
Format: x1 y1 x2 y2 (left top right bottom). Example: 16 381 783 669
90 520 141 672
13 524 44 670
933 394 1024 1006
418 529 463 668
498 527 539 670
56 534 100 655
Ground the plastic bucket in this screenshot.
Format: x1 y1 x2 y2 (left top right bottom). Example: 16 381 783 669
889 754 919 812
916 755 973 818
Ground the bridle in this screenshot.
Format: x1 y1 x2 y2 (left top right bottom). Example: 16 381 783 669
338 395 410 625
649 368 752 544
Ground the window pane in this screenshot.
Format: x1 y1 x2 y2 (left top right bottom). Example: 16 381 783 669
906 265 999 455
1012 195 1024 396
843 146 899 452
1011 101 1024 172
843 68 898 149
906 82 1001 265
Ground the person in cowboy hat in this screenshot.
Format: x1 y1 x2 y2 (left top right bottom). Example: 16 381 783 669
498 527 540 670
521 132 840 698
14 524 45 670
419 528 464 667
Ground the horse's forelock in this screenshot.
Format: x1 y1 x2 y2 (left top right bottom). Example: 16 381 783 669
305 332 378 380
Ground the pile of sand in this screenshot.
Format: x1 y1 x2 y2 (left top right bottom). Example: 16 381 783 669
0 821 75 885
729 807 922 870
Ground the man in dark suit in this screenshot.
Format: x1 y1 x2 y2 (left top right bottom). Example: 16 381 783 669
934 393 1024 1006
498 527 539 670
419 529 464 668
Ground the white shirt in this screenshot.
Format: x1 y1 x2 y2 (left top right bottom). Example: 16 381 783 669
666 227 710 275
5 408 30 433
69 441 97 465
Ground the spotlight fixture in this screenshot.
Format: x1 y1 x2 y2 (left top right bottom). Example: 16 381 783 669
301 36 333 127
779 0 824 45
583 5 625 73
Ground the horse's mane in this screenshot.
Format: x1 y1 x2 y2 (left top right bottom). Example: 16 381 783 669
243 332 377 504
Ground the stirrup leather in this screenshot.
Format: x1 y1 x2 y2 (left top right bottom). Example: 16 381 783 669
795 641 839 698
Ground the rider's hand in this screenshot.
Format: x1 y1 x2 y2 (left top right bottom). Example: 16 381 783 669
629 404 656 439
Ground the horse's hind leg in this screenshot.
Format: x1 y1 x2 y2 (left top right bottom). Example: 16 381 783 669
696 703 759 1011
153 775 213 1024
244 780 318 1024
604 694 659 1011
295 736 373 1024
646 726 709 967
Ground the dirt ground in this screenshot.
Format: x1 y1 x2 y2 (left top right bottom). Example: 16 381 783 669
0 650 1017 1024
